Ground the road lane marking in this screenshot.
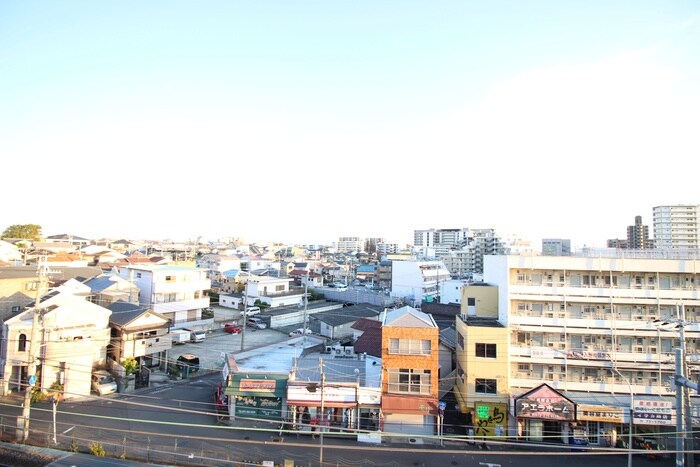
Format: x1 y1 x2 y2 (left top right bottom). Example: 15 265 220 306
62 426 75 435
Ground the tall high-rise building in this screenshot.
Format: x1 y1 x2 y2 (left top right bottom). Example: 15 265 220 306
653 204 700 250
626 215 651 249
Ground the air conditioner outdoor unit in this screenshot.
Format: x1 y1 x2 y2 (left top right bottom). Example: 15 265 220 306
325 346 333 353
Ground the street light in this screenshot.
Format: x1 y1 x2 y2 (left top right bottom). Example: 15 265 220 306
610 367 633 467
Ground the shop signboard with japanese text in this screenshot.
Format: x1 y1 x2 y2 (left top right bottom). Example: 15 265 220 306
474 402 507 438
633 399 674 426
514 384 576 421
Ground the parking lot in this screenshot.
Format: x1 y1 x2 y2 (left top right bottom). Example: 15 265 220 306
167 323 292 374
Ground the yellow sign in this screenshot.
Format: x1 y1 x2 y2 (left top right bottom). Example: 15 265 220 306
578 404 624 423
474 402 507 438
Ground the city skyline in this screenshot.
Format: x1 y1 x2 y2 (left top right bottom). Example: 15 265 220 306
2 2 699 248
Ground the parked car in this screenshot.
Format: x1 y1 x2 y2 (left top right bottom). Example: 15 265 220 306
176 354 200 373
247 317 267 329
91 370 117 396
239 306 261 317
289 328 312 337
223 322 242 334
183 328 206 343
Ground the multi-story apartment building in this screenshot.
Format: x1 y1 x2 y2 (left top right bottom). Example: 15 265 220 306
376 243 400 256
653 204 700 250
541 239 571 256
335 237 363 253
391 260 451 305
381 306 440 436
627 215 651 249
607 238 628 249
117 265 210 325
478 251 700 445
421 228 507 277
414 228 469 249
453 284 509 440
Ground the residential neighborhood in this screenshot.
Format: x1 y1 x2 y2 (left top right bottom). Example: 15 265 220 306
0 206 699 466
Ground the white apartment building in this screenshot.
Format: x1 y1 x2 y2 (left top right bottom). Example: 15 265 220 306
391 260 451 304
376 243 400 255
483 252 699 444
414 228 470 249
117 265 210 325
653 204 700 250
335 237 364 253
415 228 507 277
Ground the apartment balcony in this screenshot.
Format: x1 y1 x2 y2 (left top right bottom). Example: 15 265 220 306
514 288 700 307
510 345 681 367
118 336 171 359
153 279 211 294
152 297 209 315
509 374 673 396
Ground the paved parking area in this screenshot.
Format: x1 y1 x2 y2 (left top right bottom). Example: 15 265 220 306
167 324 291 374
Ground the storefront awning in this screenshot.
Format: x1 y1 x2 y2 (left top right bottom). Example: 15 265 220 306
382 394 438 416
287 400 356 408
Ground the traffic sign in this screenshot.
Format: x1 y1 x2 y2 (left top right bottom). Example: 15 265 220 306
28 375 37 387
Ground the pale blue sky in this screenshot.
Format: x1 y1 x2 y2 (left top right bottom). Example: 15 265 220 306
2 2 699 248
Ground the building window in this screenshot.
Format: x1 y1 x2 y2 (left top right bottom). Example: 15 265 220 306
387 368 431 394
24 282 38 291
475 378 497 394
11 306 20 313
457 333 464 350
165 275 175 282
18 333 27 352
475 343 496 358
388 338 431 355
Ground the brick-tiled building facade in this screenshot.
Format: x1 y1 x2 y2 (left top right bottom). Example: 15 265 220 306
381 306 440 436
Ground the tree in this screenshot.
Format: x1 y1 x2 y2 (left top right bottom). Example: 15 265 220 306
2 224 42 241
121 356 139 389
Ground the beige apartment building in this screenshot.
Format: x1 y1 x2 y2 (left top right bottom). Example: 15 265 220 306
453 285 510 441
456 251 699 446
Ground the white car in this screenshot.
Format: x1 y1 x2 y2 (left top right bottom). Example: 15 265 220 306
239 306 261 317
289 328 312 337
91 370 117 396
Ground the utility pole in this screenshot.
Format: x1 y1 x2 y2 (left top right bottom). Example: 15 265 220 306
319 357 325 466
303 270 309 344
240 279 249 352
19 258 48 442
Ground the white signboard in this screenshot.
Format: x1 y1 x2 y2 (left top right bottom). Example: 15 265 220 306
633 399 674 426
287 385 355 403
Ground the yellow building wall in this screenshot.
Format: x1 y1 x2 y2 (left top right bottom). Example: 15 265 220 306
460 285 498 318
454 318 509 435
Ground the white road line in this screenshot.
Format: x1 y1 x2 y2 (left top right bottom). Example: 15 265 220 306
61 426 75 435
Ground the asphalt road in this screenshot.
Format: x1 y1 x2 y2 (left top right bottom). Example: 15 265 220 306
0 372 678 467
0 327 681 466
